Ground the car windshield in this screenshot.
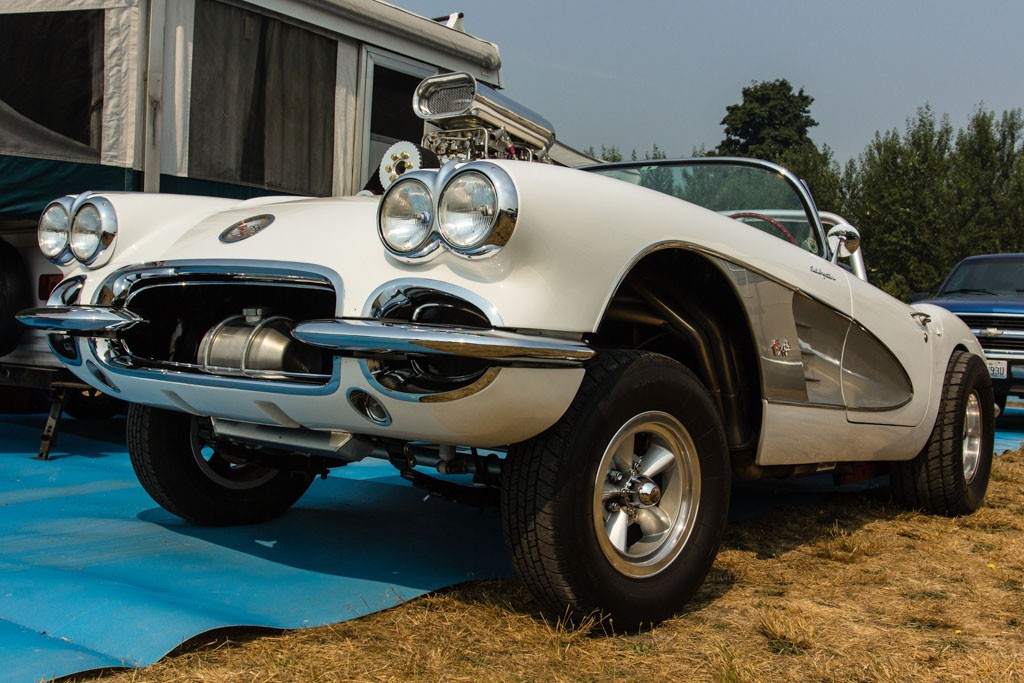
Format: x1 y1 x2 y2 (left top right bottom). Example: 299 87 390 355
587 161 822 256
939 257 1024 296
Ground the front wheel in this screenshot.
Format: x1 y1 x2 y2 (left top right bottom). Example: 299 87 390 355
891 350 994 515
500 350 730 630
127 404 313 525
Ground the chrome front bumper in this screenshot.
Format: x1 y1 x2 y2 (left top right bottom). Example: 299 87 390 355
17 306 594 368
18 306 142 333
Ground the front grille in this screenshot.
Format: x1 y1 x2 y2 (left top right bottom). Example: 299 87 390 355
956 313 1024 332
953 313 1024 354
99 265 337 384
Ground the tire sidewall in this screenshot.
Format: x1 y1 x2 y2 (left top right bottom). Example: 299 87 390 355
553 355 730 624
128 404 312 525
958 354 995 512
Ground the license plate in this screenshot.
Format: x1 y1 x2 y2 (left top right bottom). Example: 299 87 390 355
987 360 1008 379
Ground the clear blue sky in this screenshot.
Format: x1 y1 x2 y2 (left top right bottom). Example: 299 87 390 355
389 0 1023 163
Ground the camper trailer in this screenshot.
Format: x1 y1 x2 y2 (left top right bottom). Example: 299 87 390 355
0 0 506 414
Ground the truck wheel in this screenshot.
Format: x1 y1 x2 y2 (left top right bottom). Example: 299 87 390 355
127 404 313 526
0 239 31 357
63 387 124 420
501 350 730 631
891 350 994 515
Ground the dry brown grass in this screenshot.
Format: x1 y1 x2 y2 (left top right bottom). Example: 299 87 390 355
63 450 1024 683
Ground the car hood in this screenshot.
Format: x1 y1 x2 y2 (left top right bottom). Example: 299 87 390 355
920 295 1024 315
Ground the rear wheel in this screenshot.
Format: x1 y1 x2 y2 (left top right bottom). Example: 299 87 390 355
127 404 313 525
891 350 994 515
501 350 730 630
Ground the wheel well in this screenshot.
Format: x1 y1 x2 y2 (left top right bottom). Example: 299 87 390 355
588 249 762 459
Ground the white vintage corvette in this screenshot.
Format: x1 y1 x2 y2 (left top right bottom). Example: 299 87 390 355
19 73 994 629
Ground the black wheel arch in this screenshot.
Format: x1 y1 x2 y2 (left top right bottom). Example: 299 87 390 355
590 247 763 463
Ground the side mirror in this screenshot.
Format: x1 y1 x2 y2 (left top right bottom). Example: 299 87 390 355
827 224 861 263
910 291 931 303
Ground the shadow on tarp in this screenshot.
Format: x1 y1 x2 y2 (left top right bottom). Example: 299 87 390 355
4 407 1023 683
0 415 509 683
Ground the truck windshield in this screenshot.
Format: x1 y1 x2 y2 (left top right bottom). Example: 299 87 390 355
940 257 1024 296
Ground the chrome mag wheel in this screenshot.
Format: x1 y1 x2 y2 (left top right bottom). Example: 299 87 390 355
593 411 701 578
962 391 982 483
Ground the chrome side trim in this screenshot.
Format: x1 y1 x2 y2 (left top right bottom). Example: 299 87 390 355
17 306 142 333
292 319 593 367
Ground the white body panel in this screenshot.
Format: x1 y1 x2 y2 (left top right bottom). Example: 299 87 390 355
36 159 986 461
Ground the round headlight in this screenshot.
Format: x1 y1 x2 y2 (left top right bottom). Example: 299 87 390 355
69 198 117 266
379 179 434 254
38 202 71 263
71 204 103 262
438 172 497 249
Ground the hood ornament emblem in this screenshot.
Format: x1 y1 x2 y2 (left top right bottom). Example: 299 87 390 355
220 214 275 243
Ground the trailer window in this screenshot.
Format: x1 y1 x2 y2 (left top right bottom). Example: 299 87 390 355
0 10 103 160
189 0 337 196
366 66 424 183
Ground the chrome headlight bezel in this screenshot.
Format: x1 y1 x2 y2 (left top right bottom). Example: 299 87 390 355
69 194 118 267
376 162 519 263
377 177 439 260
38 198 75 265
437 171 499 252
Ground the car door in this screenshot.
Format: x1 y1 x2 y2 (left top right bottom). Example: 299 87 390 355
844 277 933 427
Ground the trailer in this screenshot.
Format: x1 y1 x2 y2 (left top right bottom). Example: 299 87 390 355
0 0 510 440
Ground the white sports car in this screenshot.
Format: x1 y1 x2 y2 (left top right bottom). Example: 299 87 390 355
19 73 994 629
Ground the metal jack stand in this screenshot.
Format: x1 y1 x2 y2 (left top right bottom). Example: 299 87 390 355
34 382 73 460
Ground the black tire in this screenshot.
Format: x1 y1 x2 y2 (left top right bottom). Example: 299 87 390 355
0 239 31 357
891 350 994 515
63 387 124 420
501 350 730 631
127 404 313 526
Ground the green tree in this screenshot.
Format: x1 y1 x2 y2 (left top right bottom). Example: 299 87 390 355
583 144 623 162
717 79 818 161
843 106 956 299
949 107 1024 257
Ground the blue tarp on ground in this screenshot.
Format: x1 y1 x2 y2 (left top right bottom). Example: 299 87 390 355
2 409 1021 683
0 415 511 683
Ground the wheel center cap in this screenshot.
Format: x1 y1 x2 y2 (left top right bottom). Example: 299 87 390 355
632 476 661 506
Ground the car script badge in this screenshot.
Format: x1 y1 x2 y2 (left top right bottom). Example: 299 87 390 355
219 214 275 243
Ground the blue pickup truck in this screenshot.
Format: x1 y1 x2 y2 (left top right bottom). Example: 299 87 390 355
917 253 1024 414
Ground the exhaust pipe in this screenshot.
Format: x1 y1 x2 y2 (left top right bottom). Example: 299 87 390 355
198 307 325 377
